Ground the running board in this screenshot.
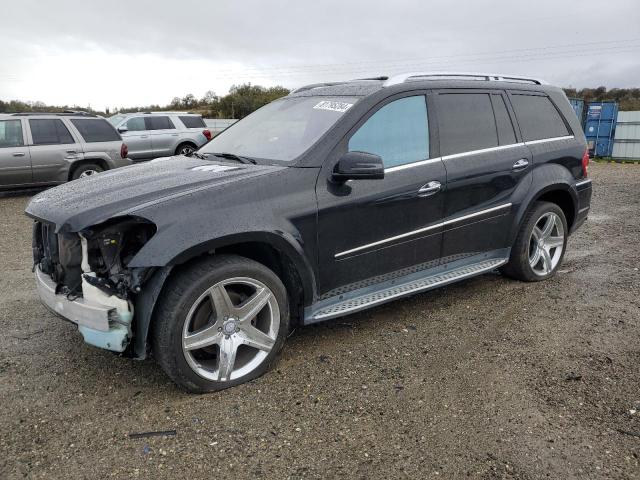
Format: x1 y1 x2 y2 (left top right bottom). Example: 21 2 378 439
305 257 507 323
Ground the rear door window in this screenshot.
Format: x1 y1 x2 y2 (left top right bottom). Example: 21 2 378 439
179 116 206 128
510 94 570 141
145 116 175 130
0 120 24 147
348 95 429 168
29 119 75 145
436 93 498 156
70 119 121 142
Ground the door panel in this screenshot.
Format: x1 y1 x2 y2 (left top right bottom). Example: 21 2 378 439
27 118 82 184
317 161 446 294
316 93 445 295
145 116 177 157
439 144 531 260
120 117 152 159
434 90 532 260
0 119 32 186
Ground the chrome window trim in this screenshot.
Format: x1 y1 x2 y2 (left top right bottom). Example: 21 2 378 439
384 135 576 173
383 136 576 172
441 143 526 161
524 135 574 146
385 157 442 173
334 203 512 258
575 178 592 187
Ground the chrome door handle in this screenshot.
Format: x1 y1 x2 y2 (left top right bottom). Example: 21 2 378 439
12 152 26 157
66 150 77 154
140 135 148 139
512 159 529 171
418 181 441 197
171 133 179 136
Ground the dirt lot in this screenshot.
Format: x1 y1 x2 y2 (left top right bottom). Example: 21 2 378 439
0 163 638 479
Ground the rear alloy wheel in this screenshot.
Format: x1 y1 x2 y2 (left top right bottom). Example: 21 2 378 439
502 201 568 282
72 163 104 180
528 212 565 276
152 255 289 392
176 143 196 156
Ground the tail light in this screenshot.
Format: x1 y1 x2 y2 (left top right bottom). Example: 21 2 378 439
203 129 212 141
120 143 129 159
581 147 589 177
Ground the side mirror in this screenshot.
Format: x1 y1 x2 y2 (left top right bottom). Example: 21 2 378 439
117 126 128 133
332 151 384 182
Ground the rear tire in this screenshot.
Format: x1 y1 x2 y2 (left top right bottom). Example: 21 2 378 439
152 255 290 393
502 201 568 282
71 163 104 180
175 143 197 156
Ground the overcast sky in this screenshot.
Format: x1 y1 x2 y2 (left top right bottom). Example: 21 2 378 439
2 0 639 110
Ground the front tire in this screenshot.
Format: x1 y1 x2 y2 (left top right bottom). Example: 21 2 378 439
152 255 289 393
502 201 568 282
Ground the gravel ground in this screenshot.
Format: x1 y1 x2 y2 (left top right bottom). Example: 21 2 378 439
0 163 639 479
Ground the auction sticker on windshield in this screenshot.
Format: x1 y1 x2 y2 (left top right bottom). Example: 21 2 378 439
313 101 353 113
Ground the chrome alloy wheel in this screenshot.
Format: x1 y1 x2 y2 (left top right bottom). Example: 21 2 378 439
181 277 280 382
528 212 565 276
79 169 99 178
179 145 195 155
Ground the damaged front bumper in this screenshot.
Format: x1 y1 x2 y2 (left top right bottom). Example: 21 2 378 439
35 266 132 352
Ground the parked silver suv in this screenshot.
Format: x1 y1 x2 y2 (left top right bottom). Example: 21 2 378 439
0 112 131 189
108 112 212 160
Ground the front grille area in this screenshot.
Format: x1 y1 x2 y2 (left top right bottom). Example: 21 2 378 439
32 221 59 278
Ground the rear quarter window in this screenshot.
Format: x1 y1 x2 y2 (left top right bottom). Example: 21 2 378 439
510 94 570 142
179 116 206 128
71 119 121 142
145 116 175 130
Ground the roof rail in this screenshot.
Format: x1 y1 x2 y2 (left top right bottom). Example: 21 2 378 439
10 111 97 117
383 72 547 87
350 76 389 81
134 111 197 115
289 81 350 94
63 109 92 115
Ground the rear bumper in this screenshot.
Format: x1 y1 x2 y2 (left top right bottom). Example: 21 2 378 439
572 178 593 233
35 267 130 352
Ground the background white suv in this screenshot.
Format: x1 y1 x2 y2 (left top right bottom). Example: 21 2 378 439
108 112 212 160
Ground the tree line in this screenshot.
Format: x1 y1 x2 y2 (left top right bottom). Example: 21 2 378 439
563 87 640 111
3 84 640 118
0 84 290 119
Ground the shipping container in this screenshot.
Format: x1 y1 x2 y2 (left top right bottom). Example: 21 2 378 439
584 102 618 157
568 97 585 126
612 110 640 160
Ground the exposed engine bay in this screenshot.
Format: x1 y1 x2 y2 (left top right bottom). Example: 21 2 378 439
32 217 156 353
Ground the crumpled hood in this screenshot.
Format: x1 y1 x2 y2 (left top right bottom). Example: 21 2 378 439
25 156 286 232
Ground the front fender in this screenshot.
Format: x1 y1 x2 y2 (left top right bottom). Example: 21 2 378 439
128 231 316 359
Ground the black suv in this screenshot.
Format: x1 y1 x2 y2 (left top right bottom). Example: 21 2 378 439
27 72 592 392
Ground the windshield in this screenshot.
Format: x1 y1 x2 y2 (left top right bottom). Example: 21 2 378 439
199 96 358 162
108 115 126 126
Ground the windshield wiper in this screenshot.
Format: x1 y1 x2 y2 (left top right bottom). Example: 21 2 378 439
211 152 257 165
189 151 208 159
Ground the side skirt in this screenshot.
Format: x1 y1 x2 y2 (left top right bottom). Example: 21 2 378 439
304 249 510 324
